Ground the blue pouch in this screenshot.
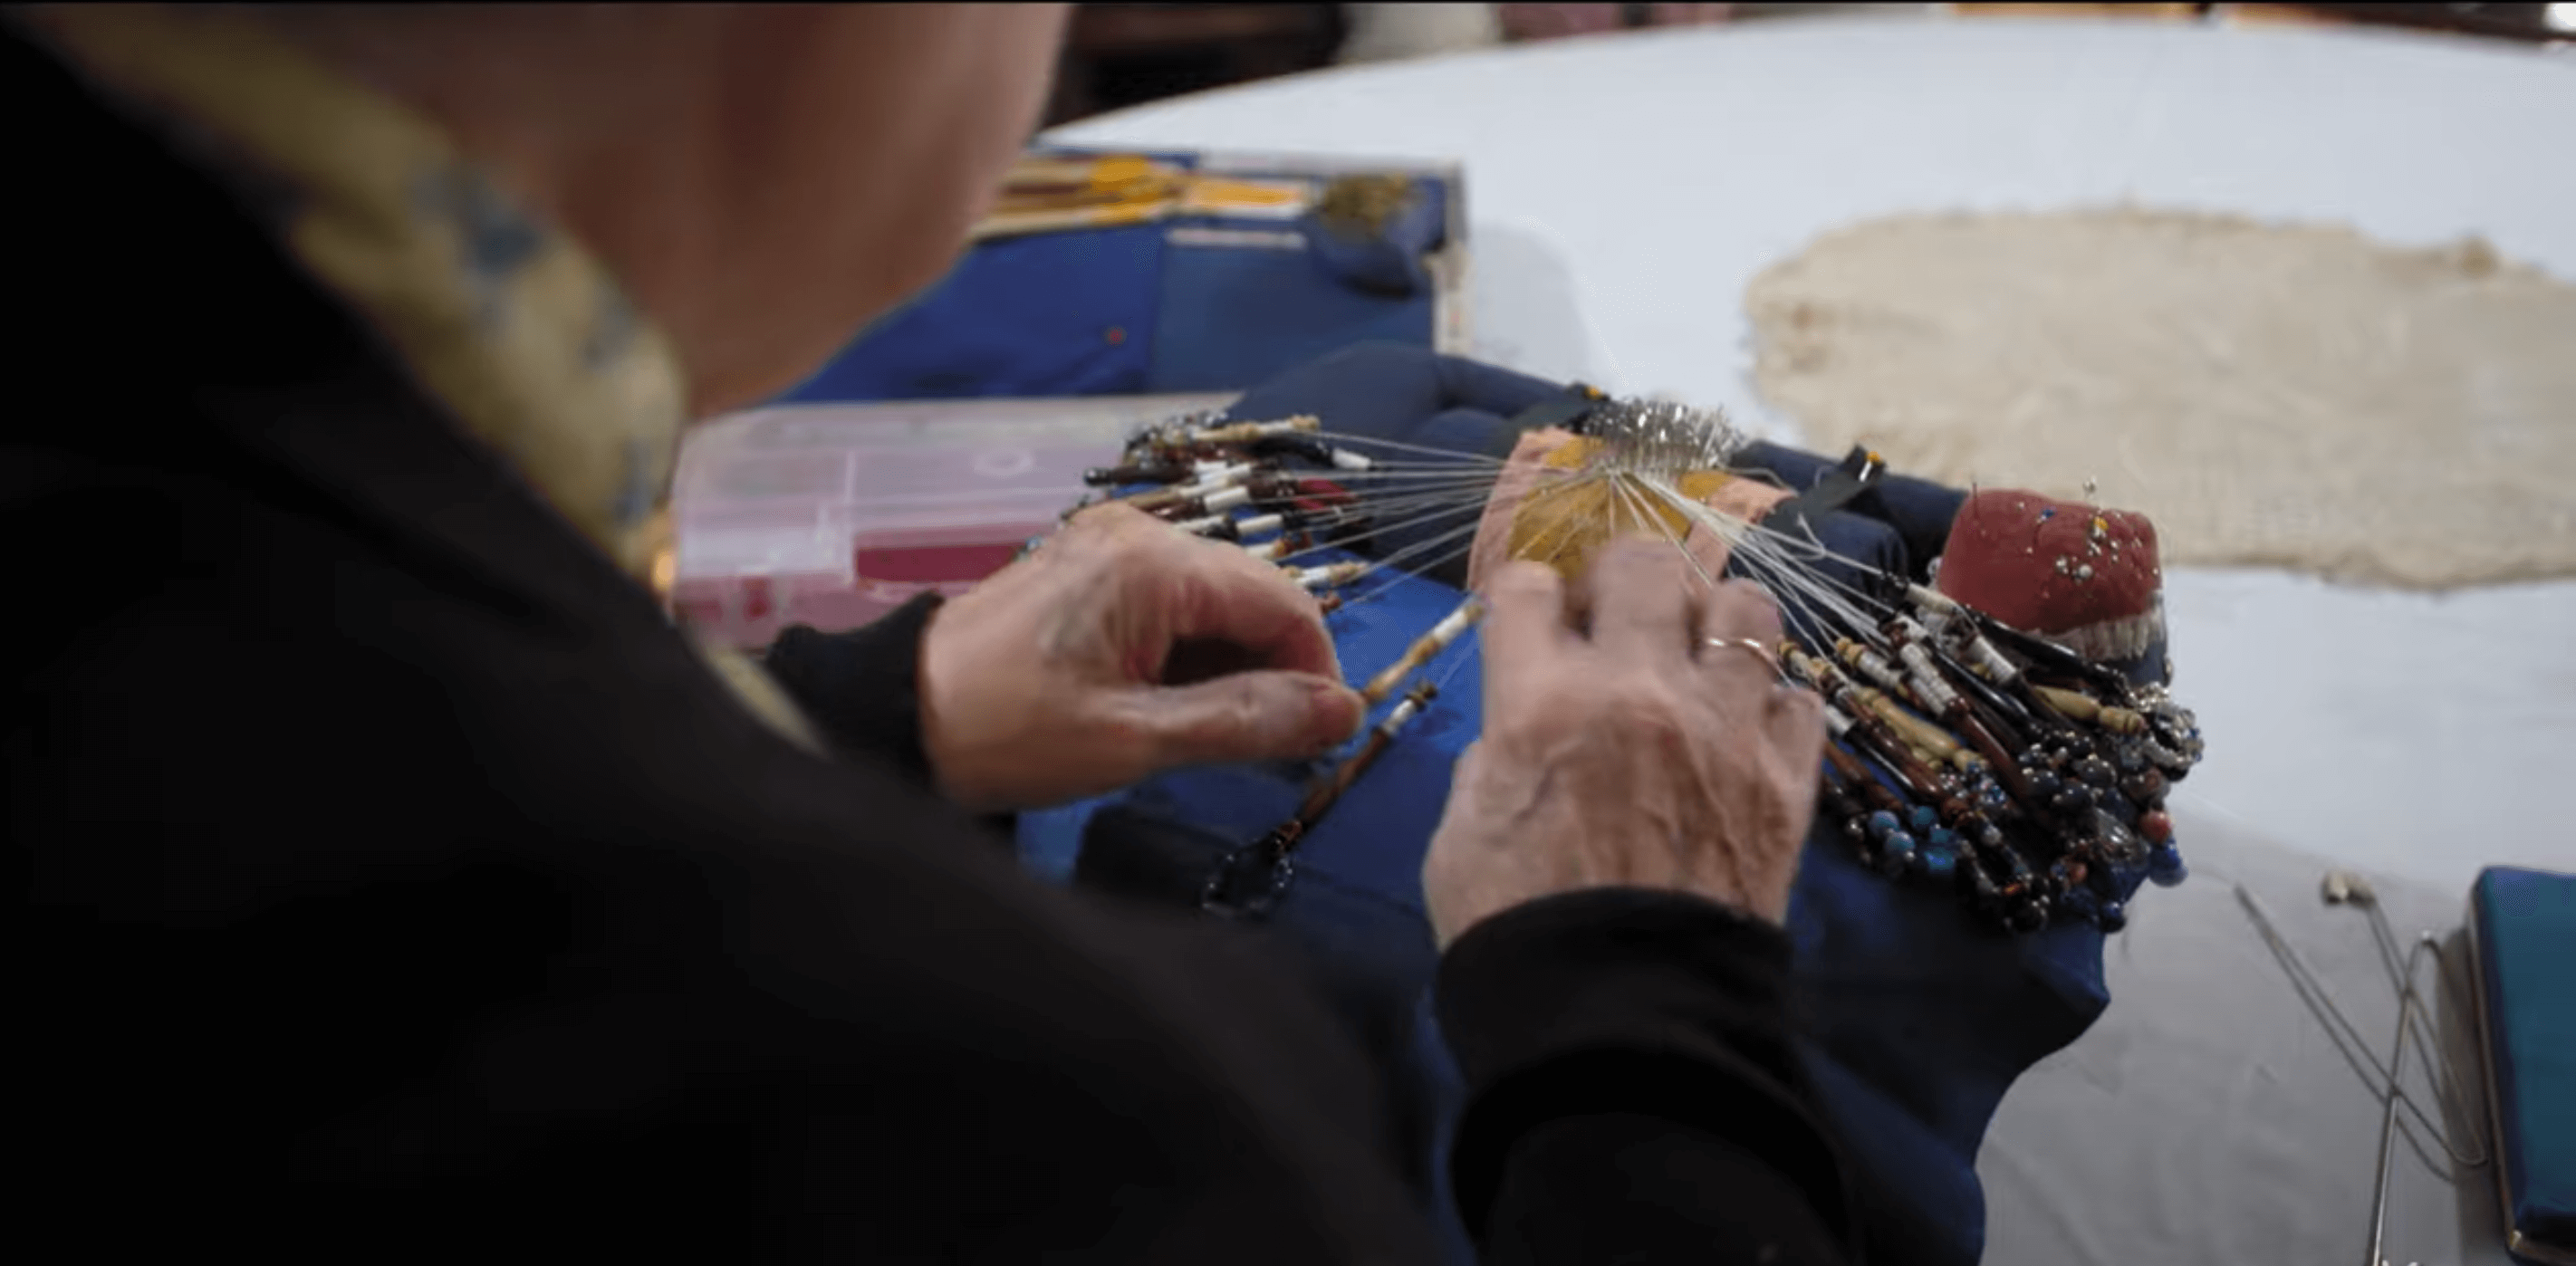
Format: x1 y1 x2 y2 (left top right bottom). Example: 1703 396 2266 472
774 158 1449 402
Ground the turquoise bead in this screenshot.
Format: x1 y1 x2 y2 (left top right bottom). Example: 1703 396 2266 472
1876 830 1917 877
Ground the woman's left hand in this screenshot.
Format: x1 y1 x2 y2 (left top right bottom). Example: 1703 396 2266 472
918 502 1366 811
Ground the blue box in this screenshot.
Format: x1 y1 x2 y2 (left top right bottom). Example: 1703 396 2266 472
775 149 1469 404
2471 866 2576 1265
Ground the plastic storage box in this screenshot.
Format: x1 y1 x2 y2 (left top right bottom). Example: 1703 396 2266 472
670 393 1236 649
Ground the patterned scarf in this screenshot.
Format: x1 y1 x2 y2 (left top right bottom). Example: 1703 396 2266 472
34 5 826 753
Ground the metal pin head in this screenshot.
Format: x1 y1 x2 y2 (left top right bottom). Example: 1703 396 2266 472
2321 868 2378 906
1582 397 1747 477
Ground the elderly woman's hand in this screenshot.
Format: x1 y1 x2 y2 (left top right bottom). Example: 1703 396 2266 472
1422 541 1826 946
918 503 1365 811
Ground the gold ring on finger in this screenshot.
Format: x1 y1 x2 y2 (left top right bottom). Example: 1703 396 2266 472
1702 636 1779 673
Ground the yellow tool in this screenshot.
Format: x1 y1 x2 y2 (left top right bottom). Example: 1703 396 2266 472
973 152 1312 243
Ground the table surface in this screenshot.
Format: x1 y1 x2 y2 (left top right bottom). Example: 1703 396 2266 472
1051 15 2574 1263
1052 13 2576 898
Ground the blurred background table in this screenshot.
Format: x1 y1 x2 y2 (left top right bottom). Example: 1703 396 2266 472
1044 4 2573 127
1046 13 2574 1263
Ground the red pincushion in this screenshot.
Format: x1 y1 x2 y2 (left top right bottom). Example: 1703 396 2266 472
1935 490 2161 647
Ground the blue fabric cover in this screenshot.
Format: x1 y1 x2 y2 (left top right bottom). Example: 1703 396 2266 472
1022 344 2150 1265
779 224 1168 402
774 157 1446 402
2472 866 2576 1263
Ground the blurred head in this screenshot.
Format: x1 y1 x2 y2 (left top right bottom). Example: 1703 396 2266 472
253 4 1071 417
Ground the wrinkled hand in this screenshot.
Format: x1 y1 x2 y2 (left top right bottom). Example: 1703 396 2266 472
918 503 1366 811
1422 540 1827 946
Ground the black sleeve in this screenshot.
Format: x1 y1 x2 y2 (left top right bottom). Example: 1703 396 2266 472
760 593 944 782
1437 888 1859 1264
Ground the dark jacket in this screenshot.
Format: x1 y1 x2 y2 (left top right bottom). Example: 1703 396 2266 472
6 27 1854 1262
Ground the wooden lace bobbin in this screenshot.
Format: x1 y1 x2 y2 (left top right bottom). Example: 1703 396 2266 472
1911 672 2036 810
1084 461 1195 487
1889 615 2043 751
1284 561 1369 593
1357 597 1485 705
1860 683 1981 776
1933 641 2048 751
1833 635 1999 775
1806 664 2034 924
2030 683 2148 736
1823 638 1981 776
1786 647 1964 811
1201 681 1438 918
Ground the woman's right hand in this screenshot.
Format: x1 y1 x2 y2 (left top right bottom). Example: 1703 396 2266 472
1421 540 1826 947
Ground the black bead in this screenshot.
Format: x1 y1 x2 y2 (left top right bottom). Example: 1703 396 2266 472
2008 896 2051 933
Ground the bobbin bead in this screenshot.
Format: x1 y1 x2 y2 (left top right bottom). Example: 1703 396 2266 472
1919 848 1958 880
2057 883 2100 923
2007 896 2051 934
2095 898 2129 933
2074 755 2117 787
2044 861 2078 897
1866 810 1903 841
2139 810 2174 843
2148 843 2188 887
1876 831 1918 877
2025 769 2065 801
1956 849 1996 892
1909 805 1939 833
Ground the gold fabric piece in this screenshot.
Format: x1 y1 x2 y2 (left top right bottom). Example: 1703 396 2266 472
1502 436 1737 580
1467 429 1798 590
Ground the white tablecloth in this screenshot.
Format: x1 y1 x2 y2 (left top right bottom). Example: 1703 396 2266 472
1051 16 2574 1261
